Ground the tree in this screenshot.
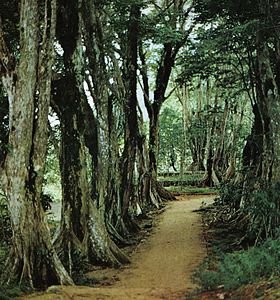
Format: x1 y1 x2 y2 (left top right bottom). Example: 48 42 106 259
117 3 142 235
176 4 260 186
0 0 73 288
140 1 195 182
52 0 129 269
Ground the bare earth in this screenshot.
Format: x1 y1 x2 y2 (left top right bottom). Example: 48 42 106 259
23 195 215 300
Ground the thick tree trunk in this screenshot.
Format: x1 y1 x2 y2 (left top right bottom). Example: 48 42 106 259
242 30 279 185
52 0 129 269
240 27 280 207
52 76 129 268
106 96 132 244
256 31 280 182
52 77 87 270
0 0 73 288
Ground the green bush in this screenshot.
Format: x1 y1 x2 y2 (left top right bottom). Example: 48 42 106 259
218 182 280 241
0 286 20 300
166 186 217 194
219 181 243 209
246 183 280 240
194 234 280 291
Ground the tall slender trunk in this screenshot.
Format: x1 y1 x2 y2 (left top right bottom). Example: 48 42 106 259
202 87 219 187
149 103 161 180
212 99 229 177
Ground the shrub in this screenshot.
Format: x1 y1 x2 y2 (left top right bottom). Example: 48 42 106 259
218 181 243 209
0 286 21 299
194 234 280 291
246 183 280 241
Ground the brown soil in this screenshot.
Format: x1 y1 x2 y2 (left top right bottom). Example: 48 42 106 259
22 195 215 300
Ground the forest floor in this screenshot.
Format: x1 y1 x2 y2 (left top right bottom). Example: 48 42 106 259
22 194 215 300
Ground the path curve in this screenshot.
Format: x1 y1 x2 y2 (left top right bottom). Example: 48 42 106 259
24 195 215 300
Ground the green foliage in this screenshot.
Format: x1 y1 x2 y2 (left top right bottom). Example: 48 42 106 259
0 287 20 300
177 20 255 86
218 181 280 240
219 181 243 209
159 105 184 172
43 138 61 203
245 183 280 241
0 247 20 299
166 186 217 194
158 173 204 182
0 0 20 53
194 234 280 291
159 173 217 193
194 0 259 23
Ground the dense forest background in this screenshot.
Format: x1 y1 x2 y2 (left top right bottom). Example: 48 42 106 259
1 0 280 296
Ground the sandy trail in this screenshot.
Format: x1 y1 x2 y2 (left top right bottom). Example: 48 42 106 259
24 195 215 300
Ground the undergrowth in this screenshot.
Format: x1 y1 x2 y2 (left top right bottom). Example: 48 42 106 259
194 234 280 290
195 181 280 293
0 287 21 300
166 186 217 194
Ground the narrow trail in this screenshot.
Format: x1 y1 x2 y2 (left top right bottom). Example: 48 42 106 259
24 195 215 300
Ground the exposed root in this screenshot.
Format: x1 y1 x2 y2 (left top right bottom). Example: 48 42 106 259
53 226 85 276
2 243 74 289
115 217 132 239
156 182 176 200
107 221 135 246
87 204 130 267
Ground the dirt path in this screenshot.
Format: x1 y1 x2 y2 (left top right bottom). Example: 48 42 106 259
24 195 215 300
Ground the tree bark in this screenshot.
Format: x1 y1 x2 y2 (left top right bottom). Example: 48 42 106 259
116 4 142 236
0 0 73 288
52 77 129 268
52 0 129 268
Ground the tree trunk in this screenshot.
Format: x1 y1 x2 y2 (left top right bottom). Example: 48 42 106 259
239 26 280 207
52 76 129 268
202 88 219 187
256 30 280 182
0 0 73 288
212 99 229 178
242 29 279 185
149 103 161 180
52 0 129 269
